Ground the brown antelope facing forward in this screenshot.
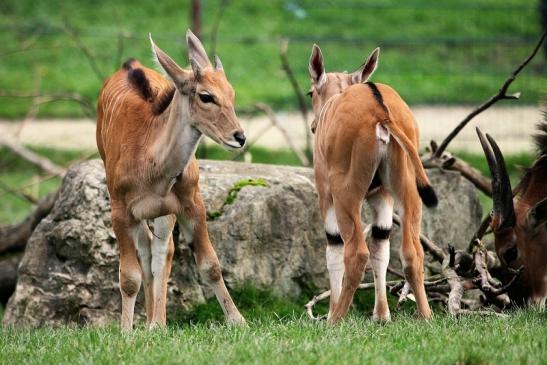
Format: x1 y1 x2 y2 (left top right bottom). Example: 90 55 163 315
308 45 438 324
96 30 247 331
476 123 547 307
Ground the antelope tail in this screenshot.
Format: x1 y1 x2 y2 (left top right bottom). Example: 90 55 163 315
383 117 438 208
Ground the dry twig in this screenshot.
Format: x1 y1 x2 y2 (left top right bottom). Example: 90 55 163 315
252 103 310 166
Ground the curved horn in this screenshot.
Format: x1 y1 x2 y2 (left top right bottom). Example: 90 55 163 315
486 133 516 228
476 127 516 229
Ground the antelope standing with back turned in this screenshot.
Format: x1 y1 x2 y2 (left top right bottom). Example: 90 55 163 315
308 45 438 323
96 30 246 330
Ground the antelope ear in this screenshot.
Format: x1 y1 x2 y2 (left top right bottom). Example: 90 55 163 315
309 44 326 87
526 197 547 229
186 29 212 73
149 33 190 87
352 47 380 84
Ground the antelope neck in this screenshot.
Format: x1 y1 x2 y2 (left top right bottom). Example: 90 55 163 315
151 89 202 178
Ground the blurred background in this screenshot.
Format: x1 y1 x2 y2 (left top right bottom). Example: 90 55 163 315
0 0 545 224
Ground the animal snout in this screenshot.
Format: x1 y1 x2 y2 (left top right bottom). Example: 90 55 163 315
233 131 246 147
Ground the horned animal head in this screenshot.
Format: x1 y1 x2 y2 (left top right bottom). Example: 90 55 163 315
149 30 246 149
308 44 380 132
476 127 547 304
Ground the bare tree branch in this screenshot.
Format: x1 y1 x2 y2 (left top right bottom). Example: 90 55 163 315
305 281 401 321
0 90 96 118
432 30 546 158
190 0 202 38
444 246 464 315
209 0 230 56
62 17 105 82
0 180 38 204
279 39 312 163
0 190 58 255
423 148 493 196
0 136 66 176
253 103 310 166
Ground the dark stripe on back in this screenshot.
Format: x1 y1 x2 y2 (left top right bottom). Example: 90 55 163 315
326 232 344 245
153 86 176 115
127 68 154 102
122 58 137 70
365 81 387 112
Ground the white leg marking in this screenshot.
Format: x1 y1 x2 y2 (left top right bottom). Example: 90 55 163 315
368 193 393 321
151 216 171 278
325 207 339 235
326 244 344 303
133 222 152 284
369 239 390 321
149 215 173 326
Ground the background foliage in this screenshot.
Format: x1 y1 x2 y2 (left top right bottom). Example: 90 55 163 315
0 0 544 117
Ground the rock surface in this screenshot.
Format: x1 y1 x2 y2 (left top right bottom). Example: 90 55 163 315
3 160 481 327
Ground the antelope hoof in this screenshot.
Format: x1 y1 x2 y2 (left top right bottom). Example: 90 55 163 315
416 310 433 320
373 312 391 323
226 312 247 326
327 312 343 325
147 321 165 330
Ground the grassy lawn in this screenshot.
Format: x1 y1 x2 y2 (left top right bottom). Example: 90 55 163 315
0 291 545 365
0 145 532 225
0 0 544 118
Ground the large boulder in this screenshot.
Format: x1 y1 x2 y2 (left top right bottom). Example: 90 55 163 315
3 160 481 327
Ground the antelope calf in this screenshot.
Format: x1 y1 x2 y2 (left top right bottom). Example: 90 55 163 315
96 30 246 330
308 45 438 323
476 125 546 306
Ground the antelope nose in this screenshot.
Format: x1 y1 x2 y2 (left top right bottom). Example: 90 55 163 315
233 131 246 147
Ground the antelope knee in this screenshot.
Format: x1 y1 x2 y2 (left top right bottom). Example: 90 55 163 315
199 260 222 283
120 270 141 297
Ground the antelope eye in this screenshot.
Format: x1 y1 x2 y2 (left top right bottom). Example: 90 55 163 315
307 90 313 98
198 93 214 103
503 245 518 263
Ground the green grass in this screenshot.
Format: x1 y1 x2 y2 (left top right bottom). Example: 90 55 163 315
0 0 544 118
0 288 545 365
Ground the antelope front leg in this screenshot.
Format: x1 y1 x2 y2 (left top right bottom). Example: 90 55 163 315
134 222 154 326
148 215 176 328
178 204 245 325
112 203 142 332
